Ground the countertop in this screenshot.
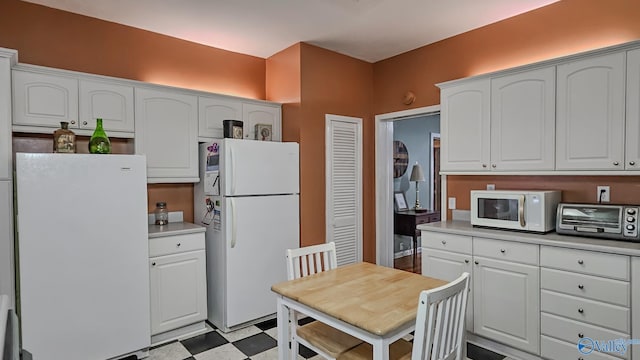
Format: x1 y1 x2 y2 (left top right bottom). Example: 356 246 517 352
418 220 640 256
148 222 206 238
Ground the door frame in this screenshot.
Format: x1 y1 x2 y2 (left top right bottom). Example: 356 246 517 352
374 105 441 267
430 132 440 211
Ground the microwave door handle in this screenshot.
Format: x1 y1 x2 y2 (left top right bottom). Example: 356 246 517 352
519 195 526 228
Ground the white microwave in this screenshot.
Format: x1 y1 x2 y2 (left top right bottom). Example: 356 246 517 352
470 190 561 232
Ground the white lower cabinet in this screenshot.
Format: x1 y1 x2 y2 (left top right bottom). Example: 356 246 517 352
149 232 207 337
473 254 540 355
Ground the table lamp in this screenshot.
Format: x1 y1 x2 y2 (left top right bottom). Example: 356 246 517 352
409 162 425 210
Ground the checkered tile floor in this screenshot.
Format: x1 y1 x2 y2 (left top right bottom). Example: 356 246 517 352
146 318 510 360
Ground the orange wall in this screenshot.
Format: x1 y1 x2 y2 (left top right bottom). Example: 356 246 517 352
373 0 640 221
0 0 266 222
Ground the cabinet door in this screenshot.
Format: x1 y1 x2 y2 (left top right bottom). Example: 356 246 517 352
626 49 640 171
556 52 625 170
422 248 473 332
440 78 490 171
473 256 540 355
0 58 11 180
149 250 207 335
491 67 556 171
135 87 198 181
79 79 134 133
198 96 242 139
12 70 78 128
242 103 281 141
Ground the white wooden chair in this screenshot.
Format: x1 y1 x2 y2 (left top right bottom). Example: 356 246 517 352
286 242 363 359
337 272 471 360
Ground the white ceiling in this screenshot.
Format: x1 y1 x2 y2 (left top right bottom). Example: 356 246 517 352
22 0 559 63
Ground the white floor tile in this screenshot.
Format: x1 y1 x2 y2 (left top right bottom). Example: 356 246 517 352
194 343 247 360
149 341 192 360
218 325 262 342
250 347 279 360
263 327 279 341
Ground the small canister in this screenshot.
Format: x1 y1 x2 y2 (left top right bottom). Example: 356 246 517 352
154 202 169 225
223 120 244 139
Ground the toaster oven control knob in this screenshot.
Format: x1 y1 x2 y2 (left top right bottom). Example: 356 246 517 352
628 216 635 223
626 224 635 231
627 208 637 215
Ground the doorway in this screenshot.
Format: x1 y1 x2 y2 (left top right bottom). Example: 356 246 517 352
374 105 441 269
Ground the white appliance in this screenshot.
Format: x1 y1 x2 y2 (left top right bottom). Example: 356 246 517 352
471 190 561 232
15 153 151 360
194 139 299 332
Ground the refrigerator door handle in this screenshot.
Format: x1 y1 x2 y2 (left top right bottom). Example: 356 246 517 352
230 198 237 248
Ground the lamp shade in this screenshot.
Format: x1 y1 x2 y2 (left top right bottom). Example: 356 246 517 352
409 162 425 182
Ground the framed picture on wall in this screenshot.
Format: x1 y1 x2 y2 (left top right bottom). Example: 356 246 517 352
394 191 408 212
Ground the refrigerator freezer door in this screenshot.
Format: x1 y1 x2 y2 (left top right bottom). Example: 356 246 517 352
222 139 299 196
16 154 150 360
224 194 299 327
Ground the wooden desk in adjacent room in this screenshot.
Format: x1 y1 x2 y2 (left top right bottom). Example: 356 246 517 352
394 210 440 271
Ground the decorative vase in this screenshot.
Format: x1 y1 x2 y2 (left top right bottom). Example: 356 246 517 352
53 121 76 153
89 118 111 154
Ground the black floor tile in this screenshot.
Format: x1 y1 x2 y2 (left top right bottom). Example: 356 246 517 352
233 332 278 357
254 317 277 331
180 330 229 355
467 343 506 360
298 343 318 359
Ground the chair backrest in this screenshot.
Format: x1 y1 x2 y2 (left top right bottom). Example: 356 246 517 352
411 272 470 360
286 242 338 280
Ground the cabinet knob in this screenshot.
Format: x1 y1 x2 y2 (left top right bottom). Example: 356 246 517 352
474 261 479 265
82 121 88 125
441 240 447 245
152 262 156 266
491 164 496 168
482 164 487 168
579 358 584 360
613 161 620 166
70 120 76 125
578 259 584 265
176 243 181 247
630 161 636 166
578 308 584 314
464 259 470 264
578 333 584 338
500 249 506 253
578 284 584 290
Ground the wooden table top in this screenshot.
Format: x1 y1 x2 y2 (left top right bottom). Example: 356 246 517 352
271 262 447 336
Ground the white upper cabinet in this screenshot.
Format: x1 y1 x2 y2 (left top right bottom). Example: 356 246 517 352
79 79 134 133
243 103 281 141
0 55 13 180
12 70 78 128
198 96 242 139
440 78 491 171
135 87 198 182
626 48 640 170
490 67 556 171
556 52 626 170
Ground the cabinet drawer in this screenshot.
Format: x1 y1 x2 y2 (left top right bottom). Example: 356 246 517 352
540 246 629 281
541 290 630 333
541 335 623 360
149 232 205 257
473 237 538 265
541 313 629 359
422 232 471 254
541 268 629 307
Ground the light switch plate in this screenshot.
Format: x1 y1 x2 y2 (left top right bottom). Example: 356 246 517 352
448 197 456 210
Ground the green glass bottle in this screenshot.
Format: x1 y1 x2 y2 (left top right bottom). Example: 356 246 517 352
89 118 111 154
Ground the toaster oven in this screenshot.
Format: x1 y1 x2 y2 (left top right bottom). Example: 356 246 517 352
556 203 640 242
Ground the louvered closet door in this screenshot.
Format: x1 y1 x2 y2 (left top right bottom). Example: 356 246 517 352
325 114 362 266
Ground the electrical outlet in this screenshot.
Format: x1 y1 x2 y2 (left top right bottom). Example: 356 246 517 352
487 184 495 190
448 197 456 210
597 186 610 203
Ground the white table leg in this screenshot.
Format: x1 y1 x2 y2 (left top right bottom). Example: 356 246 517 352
277 297 291 360
372 338 390 360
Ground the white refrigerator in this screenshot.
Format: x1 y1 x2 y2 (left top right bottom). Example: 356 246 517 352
194 139 299 332
15 153 151 360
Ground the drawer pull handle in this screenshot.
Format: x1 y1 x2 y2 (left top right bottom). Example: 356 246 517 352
500 249 505 253
474 261 479 265
464 259 469 263
578 308 584 314
613 161 620 166
82 121 88 125
441 240 446 245
578 333 584 338
578 259 584 265
578 284 584 290
579 358 584 360
177 243 181 247
152 262 156 266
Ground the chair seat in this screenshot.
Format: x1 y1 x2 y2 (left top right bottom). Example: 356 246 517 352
337 339 413 360
297 321 364 358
